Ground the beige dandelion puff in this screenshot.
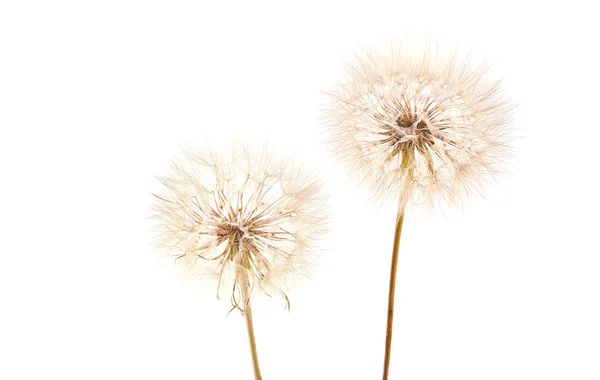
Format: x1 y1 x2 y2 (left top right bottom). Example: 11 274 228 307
151 142 328 380
324 40 513 379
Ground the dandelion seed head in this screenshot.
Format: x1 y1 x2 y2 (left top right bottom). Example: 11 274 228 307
151 143 327 311
324 40 513 208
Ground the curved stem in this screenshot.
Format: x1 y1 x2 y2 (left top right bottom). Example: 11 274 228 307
382 202 406 380
240 275 262 380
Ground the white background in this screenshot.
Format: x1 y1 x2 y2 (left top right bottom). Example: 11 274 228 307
1 1 599 379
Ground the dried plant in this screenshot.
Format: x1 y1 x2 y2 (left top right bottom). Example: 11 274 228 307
323 40 513 379
151 142 328 380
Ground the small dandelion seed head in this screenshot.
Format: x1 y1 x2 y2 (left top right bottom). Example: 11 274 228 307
151 142 328 312
324 39 513 208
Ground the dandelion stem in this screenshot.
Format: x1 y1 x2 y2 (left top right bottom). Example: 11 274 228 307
241 274 262 380
382 200 406 380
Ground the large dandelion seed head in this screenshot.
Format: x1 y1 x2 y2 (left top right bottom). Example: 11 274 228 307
151 143 327 311
324 40 513 208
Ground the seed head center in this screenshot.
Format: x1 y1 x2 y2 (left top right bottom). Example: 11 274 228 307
217 222 250 247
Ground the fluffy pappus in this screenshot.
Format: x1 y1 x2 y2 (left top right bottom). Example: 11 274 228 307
323 40 513 208
151 143 328 312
